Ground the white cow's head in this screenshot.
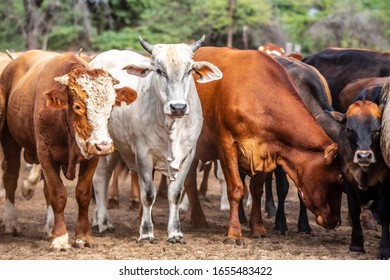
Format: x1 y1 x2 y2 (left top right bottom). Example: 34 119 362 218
123 35 222 118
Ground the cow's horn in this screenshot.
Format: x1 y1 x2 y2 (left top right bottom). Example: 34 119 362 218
139 36 154 54
190 35 205 53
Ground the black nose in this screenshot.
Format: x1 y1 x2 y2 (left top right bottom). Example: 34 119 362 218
170 103 187 116
355 151 374 164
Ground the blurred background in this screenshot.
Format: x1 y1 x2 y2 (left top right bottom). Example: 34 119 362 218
0 0 389 55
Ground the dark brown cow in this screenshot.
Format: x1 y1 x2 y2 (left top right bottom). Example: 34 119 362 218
0 50 137 250
302 48 390 110
185 47 343 244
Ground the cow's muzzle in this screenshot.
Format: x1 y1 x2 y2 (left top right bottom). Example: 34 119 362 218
316 214 341 230
168 102 188 118
88 141 114 156
353 150 375 167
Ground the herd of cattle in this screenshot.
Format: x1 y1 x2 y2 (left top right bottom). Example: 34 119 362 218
0 36 390 259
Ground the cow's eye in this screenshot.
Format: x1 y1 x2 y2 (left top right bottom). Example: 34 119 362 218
156 69 166 77
73 104 83 113
372 129 381 138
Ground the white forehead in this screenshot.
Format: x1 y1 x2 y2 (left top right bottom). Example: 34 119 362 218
76 73 117 111
153 44 193 69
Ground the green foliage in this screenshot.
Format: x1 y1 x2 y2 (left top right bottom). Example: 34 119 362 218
91 28 142 51
0 0 389 53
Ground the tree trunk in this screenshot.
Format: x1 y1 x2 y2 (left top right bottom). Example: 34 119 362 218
227 0 235 47
23 0 60 50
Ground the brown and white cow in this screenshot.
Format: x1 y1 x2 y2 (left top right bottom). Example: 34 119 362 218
0 50 137 250
185 47 343 244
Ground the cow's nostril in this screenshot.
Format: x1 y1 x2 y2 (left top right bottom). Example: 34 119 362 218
95 142 112 153
355 151 374 163
170 103 187 115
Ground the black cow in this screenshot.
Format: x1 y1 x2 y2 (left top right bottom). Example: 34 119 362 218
328 100 390 259
302 48 390 110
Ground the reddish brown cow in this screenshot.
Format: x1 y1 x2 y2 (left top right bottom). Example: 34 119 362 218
185 47 343 244
0 50 137 250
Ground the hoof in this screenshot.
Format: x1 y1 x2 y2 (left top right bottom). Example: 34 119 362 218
91 222 115 233
107 198 119 209
224 238 245 246
50 233 71 251
74 239 95 249
129 199 140 210
250 232 268 239
21 187 35 200
138 237 157 244
167 236 186 244
298 229 314 235
273 229 288 236
349 245 365 253
379 248 390 260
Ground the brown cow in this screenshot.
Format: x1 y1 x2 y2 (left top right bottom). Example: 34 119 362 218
185 47 343 244
0 50 137 250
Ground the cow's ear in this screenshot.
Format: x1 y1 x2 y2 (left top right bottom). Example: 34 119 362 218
192 61 223 83
326 110 346 124
115 86 137 106
324 143 339 165
122 60 153 77
44 89 68 109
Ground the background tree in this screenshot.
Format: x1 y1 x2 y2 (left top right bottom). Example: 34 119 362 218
0 0 389 54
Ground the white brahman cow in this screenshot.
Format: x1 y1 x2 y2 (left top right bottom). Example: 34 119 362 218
90 36 222 243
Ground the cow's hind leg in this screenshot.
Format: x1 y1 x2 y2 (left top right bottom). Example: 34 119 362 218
273 166 289 235
219 140 246 245
264 172 276 218
22 164 42 200
92 152 119 232
249 172 267 238
166 150 196 244
184 159 209 227
1 129 22 235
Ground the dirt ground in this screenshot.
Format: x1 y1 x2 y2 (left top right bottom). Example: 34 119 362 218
0 163 383 260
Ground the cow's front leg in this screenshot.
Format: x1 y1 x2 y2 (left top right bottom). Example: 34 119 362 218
40 160 70 251
74 158 99 248
166 150 196 244
137 155 157 243
346 183 364 253
1 132 22 235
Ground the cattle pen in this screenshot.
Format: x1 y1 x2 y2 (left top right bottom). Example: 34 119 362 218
0 163 380 260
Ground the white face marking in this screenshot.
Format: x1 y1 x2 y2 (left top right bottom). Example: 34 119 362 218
75 73 117 158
